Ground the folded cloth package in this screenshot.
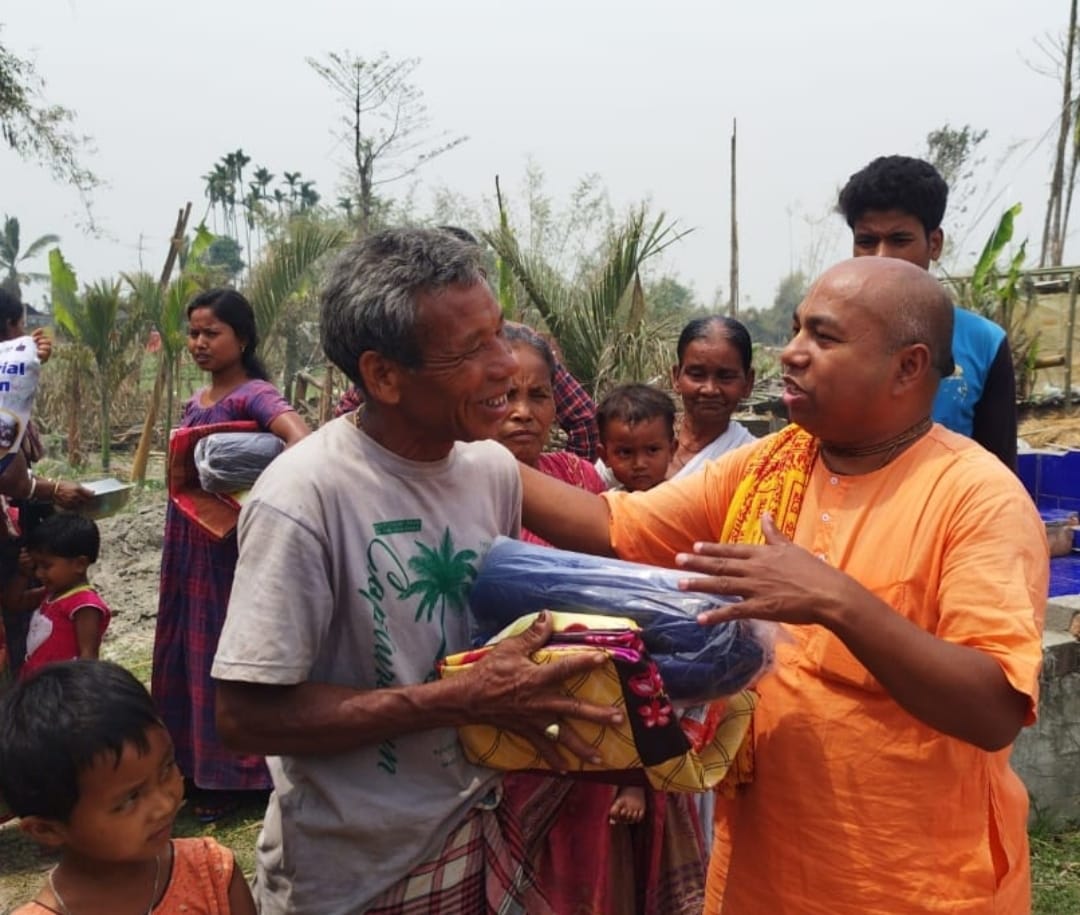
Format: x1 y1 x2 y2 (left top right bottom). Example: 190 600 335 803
468 536 773 703
439 611 756 793
168 420 260 540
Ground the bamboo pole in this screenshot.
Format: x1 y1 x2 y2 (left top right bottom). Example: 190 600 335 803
130 203 192 484
318 365 336 426
1065 269 1078 414
728 118 739 317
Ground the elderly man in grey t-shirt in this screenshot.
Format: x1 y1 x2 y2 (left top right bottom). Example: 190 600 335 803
211 228 619 915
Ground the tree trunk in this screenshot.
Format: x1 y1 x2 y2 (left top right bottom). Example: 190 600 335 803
100 387 111 472
67 369 82 468
163 353 178 449
132 357 166 474
1041 0 1078 267
283 325 300 404
131 204 191 484
319 364 336 426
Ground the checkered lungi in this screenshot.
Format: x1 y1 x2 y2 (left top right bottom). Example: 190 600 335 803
363 799 551 915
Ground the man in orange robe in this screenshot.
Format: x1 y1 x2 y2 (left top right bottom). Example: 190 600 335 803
520 256 1047 914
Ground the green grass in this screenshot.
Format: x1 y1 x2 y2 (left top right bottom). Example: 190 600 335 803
1032 821 1080 913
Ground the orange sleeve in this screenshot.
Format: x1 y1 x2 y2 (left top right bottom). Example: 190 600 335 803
603 445 755 567
935 460 1048 722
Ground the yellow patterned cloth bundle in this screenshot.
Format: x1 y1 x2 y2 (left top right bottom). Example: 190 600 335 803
439 611 756 793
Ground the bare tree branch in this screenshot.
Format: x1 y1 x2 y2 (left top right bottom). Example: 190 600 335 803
307 50 467 234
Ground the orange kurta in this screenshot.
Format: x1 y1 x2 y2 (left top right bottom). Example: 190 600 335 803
15 838 236 915
604 425 1047 915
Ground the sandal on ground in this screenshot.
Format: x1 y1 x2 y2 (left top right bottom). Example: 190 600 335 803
190 791 241 824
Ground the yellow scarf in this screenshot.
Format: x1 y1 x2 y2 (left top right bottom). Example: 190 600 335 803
721 423 819 545
716 423 818 795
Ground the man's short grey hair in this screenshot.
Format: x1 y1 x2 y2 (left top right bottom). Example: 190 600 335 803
320 227 487 389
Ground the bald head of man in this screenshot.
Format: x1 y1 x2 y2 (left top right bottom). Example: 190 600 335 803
782 257 954 456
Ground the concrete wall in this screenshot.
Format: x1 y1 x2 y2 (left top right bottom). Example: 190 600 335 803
1011 451 1080 823
1013 599 1080 824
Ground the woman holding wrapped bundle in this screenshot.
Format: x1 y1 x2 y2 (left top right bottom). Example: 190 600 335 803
152 289 308 821
493 323 705 915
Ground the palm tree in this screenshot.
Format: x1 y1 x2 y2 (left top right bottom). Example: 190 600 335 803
244 218 348 405
125 218 215 485
125 246 207 455
214 156 239 242
50 250 144 470
245 219 348 343
231 148 251 199
227 149 253 268
283 171 302 210
400 528 478 664
0 215 60 301
299 181 320 212
484 207 689 395
201 167 226 233
253 166 275 202
241 187 262 272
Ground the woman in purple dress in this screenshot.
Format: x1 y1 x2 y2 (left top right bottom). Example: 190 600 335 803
152 289 308 820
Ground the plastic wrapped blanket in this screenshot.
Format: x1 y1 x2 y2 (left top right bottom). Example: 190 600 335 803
194 431 284 493
469 536 772 703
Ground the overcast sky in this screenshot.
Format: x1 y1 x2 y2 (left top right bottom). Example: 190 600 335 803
2 0 1074 313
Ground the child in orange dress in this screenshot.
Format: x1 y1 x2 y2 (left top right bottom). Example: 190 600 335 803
0 660 256 914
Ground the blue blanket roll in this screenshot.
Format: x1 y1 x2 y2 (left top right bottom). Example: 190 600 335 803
469 537 769 702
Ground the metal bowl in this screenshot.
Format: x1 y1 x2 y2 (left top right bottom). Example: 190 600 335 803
78 477 134 520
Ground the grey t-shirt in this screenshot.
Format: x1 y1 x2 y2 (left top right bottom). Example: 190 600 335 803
212 417 521 914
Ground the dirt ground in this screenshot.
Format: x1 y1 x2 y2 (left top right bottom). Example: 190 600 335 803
92 485 168 677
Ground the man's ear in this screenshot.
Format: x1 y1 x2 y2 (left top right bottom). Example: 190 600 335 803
358 351 404 407
74 556 90 576
894 343 933 394
20 815 68 849
596 442 608 463
928 227 944 263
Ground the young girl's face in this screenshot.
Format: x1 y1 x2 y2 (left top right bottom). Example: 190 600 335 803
53 725 183 863
187 307 245 376
599 417 674 492
30 550 88 600
31 551 88 596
